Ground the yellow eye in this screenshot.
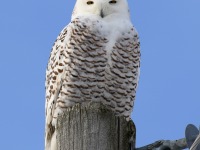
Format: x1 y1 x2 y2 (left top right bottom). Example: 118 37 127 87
109 0 117 4
87 1 94 5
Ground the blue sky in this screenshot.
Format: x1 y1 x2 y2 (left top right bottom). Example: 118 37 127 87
0 0 199 149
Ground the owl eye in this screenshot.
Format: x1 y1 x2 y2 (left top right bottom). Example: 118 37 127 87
87 1 94 5
109 0 117 4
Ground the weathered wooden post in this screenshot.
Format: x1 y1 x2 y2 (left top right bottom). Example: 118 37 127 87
56 102 136 150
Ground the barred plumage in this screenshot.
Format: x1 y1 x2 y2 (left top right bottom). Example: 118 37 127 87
45 0 140 150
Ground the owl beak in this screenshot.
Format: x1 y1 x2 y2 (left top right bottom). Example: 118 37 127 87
100 9 104 18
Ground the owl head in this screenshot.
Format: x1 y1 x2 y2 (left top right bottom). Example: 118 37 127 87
72 0 130 20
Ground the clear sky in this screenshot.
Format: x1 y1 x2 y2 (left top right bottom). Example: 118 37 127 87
0 0 199 149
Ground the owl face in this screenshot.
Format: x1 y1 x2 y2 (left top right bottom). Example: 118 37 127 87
72 0 130 19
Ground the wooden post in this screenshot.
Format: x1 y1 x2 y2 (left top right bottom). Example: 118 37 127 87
56 102 136 150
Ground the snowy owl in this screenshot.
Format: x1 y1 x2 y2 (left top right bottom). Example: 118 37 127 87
45 0 140 149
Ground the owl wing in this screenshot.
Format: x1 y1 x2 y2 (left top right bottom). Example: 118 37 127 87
45 24 70 144
108 26 140 118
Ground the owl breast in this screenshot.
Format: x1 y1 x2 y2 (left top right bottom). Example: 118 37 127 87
56 17 140 118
